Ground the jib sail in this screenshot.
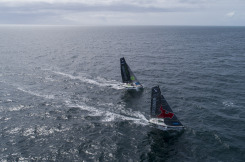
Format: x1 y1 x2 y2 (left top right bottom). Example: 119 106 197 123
151 86 183 127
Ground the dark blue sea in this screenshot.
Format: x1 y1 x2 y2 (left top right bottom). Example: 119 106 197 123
0 26 244 161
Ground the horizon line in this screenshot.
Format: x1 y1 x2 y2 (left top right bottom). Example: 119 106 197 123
0 24 245 27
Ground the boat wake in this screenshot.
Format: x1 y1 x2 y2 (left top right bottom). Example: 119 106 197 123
65 100 149 126
16 85 148 126
10 73 147 126
0 105 27 113
17 87 55 99
51 71 124 90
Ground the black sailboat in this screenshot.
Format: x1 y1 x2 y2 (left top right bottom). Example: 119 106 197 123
120 57 143 90
149 86 184 131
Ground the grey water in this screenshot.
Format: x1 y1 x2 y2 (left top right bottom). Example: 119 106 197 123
0 26 244 161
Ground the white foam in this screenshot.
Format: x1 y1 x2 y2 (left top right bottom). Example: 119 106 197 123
7 127 21 134
9 105 25 112
0 117 11 121
52 71 124 90
44 77 57 82
21 125 70 137
222 101 235 107
37 126 54 136
102 111 148 126
214 133 230 149
0 105 26 112
6 99 13 102
66 101 148 126
17 87 55 99
97 101 148 122
23 128 35 136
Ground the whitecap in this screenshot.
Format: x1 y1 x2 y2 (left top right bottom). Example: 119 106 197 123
7 127 21 134
23 128 35 136
37 126 55 136
222 101 235 107
6 99 13 102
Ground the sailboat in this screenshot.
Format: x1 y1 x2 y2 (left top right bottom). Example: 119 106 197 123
149 86 184 131
120 57 143 90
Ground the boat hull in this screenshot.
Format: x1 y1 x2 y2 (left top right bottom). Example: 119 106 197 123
123 83 143 90
149 118 184 131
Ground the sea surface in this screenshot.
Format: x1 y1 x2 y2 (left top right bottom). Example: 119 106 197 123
0 26 244 161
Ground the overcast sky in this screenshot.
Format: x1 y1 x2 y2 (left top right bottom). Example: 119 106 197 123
0 0 244 26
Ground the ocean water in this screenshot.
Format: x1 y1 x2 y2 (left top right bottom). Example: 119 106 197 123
0 26 244 161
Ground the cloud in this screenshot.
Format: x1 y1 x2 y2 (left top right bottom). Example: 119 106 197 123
226 11 235 17
0 1 197 13
0 0 244 25
0 0 196 25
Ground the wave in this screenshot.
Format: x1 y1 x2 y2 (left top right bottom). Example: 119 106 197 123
51 71 124 90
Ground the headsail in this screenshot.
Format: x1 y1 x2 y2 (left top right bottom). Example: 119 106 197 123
150 86 184 129
120 57 143 89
